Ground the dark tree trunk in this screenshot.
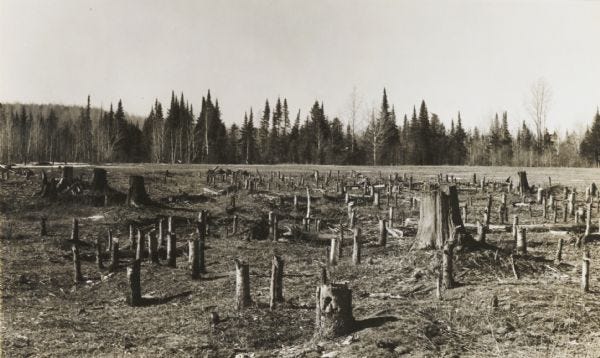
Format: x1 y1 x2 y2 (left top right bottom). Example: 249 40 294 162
126 175 150 207
90 168 108 193
517 171 530 195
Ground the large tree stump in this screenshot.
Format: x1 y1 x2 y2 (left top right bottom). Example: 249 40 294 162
315 283 354 339
234 259 251 310
415 185 467 250
57 166 74 191
126 175 150 207
517 171 530 195
90 168 108 193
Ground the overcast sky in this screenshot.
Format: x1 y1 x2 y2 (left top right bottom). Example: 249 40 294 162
1 0 599 134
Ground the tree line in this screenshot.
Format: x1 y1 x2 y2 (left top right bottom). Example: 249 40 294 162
0 89 596 167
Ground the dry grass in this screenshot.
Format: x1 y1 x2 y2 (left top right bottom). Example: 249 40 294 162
2 164 600 357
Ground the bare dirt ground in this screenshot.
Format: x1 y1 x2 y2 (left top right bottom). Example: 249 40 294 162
2 164 600 357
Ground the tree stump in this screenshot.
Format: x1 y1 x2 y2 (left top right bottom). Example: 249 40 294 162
555 237 563 264
234 259 251 310
135 229 145 261
442 241 455 289
189 239 201 279
196 220 206 273
378 219 387 246
108 237 119 272
517 171 529 195
582 250 590 292
306 188 311 219
475 221 486 243
269 255 284 310
147 231 159 264
352 228 361 265
329 238 338 266
315 283 354 339
70 218 79 242
126 259 142 306
415 185 467 250
167 232 177 268
72 241 82 283
57 166 74 191
517 228 527 254
95 237 104 269
126 175 150 207
90 168 108 193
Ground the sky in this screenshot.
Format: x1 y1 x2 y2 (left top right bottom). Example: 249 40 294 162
1 0 599 135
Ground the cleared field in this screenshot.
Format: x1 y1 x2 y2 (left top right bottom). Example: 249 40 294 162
2 164 600 357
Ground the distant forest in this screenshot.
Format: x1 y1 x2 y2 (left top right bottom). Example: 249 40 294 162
1 90 599 167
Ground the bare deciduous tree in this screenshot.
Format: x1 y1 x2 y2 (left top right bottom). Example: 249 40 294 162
526 78 552 148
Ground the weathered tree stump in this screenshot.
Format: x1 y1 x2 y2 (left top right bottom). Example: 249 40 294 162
555 237 564 264
72 241 82 283
352 228 361 265
315 283 354 339
189 239 201 279
234 259 251 310
585 203 592 236
147 231 159 264
167 232 177 268
475 221 486 243
71 218 79 241
517 171 530 195
512 215 519 242
135 229 145 261
517 228 527 254
415 185 468 250
378 219 387 246
95 237 103 269
196 219 207 273
442 241 455 289
485 195 492 226
269 255 284 310
126 175 150 207
582 250 590 292
129 224 136 249
57 166 74 191
126 259 142 306
329 238 338 266
90 168 108 193
108 237 119 272
306 188 311 218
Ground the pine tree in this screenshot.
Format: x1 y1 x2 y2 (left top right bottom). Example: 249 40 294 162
259 100 270 163
580 109 600 166
417 100 431 164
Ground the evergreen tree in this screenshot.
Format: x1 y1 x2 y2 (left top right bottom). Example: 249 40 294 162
258 100 270 163
580 109 600 166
